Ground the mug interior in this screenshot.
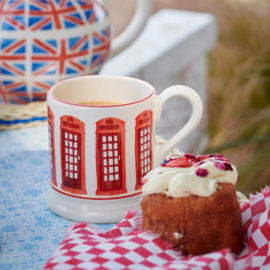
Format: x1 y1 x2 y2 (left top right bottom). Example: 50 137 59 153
50 76 154 106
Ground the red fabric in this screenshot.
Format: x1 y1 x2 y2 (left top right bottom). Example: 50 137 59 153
44 187 270 270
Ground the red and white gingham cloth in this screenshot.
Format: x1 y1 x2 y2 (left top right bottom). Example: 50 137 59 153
44 187 270 270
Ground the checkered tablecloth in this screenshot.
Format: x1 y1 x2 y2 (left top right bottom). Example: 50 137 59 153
44 187 270 270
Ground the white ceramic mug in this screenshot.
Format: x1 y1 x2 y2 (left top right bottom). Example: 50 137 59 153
47 75 203 223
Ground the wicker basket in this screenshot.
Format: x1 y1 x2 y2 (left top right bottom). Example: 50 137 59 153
0 101 47 131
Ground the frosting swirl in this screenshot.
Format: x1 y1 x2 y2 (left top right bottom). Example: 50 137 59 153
142 155 238 198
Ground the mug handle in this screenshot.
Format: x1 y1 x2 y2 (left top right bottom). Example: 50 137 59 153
153 86 203 166
109 0 152 58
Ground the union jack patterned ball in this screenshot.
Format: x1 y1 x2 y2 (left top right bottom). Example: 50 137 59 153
0 0 111 104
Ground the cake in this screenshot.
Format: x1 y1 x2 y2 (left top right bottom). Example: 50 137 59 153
141 154 243 256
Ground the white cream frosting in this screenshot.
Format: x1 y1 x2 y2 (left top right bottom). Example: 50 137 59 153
142 157 238 197
236 191 249 203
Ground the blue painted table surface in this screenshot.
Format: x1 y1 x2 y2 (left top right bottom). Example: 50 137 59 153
0 126 115 270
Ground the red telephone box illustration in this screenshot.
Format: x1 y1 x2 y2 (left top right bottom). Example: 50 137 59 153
95 118 127 196
60 116 86 195
135 110 153 190
48 106 56 186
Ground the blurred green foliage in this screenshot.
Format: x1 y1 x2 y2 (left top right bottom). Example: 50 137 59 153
203 0 270 195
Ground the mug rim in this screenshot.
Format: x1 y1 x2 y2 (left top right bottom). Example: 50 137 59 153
48 75 155 107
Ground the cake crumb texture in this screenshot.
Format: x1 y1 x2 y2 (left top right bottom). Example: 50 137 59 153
141 183 243 256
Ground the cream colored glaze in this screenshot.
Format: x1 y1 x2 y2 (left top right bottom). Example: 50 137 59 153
142 157 238 197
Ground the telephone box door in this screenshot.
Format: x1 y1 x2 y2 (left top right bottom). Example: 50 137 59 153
96 118 127 196
62 131 82 189
60 116 86 195
135 110 153 190
98 133 123 191
48 106 56 186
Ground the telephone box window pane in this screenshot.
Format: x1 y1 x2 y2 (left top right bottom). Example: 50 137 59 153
69 148 73 155
148 150 150 156
114 150 118 156
141 145 144 151
66 155 68 162
115 158 118 164
74 157 77 164
115 174 119 180
69 141 73 147
70 172 73 178
65 132 68 138
141 161 144 167
114 143 118 149
74 173 78 179
74 135 77 141
108 144 112 150
65 140 68 146
115 166 119 172
66 164 68 170
104 167 107 174
144 129 147 134
141 169 144 174
104 175 107 181
144 144 147 150
148 127 150 133
66 171 69 177
74 165 78 171
108 136 112 142
145 160 147 166
70 164 73 171
103 144 107 150
148 165 150 171
148 135 150 140
65 148 68 154
144 152 147 158
141 153 143 159
114 136 117 141
109 167 113 173
69 134 73 140
144 136 147 142
74 142 78 148
104 159 107 166
103 136 106 142
74 150 77 156
109 175 114 181
108 151 113 157
103 152 107 158
70 156 73 163
148 157 150 163
109 159 113 165
148 142 150 148
141 138 143 144
141 130 143 136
